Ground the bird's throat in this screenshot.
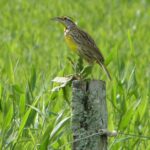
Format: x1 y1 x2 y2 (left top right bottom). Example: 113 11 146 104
64 28 77 52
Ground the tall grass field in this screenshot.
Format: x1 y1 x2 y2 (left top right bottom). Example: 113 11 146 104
0 0 149 149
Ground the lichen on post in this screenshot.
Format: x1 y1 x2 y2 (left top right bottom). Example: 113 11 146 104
72 80 107 150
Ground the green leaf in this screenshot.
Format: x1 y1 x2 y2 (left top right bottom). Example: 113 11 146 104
17 107 31 137
62 86 71 105
68 56 83 74
8 56 14 84
55 111 64 124
127 30 135 59
50 117 70 141
51 83 67 92
75 57 84 73
25 108 36 127
119 105 134 130
3 104 13 131
105 50 113 66
127 66 137 95
13 97 40 148
19 94 26 116
50 92 58 100
12 84 24 94
138 96 148 120
30 67 36 92
39 124 53 150
80 65 93 78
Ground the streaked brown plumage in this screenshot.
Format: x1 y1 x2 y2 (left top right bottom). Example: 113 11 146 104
52 16 111 80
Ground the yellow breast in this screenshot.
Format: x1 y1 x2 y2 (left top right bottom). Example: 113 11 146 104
64 33 77 52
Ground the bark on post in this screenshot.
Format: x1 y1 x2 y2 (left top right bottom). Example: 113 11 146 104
72 80 107 150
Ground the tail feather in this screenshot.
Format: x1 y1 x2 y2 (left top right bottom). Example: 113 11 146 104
98 61 111 80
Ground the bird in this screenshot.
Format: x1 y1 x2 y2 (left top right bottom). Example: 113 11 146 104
52 16 111 80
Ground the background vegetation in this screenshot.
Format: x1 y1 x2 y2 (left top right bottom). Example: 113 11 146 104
0 0 149 149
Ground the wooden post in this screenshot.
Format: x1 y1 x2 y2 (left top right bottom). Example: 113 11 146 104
72 80 107 150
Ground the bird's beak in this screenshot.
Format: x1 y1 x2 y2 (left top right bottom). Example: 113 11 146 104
51 17 63 22
51 17 66 27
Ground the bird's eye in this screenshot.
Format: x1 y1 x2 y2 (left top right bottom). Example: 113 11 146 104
64 17 67 20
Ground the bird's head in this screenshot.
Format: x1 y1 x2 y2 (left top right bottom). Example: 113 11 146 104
51 16 76 28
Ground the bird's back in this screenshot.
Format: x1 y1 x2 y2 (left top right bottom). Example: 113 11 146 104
65 26 105 64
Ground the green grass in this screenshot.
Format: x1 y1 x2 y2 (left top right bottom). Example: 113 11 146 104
0 0 150 149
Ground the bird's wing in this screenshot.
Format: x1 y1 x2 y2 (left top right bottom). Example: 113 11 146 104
76 28 105 62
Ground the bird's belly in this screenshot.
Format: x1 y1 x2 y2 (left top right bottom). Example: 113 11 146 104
65 35 78 52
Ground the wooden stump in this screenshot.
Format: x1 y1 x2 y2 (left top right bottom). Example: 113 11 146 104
72 80 107 150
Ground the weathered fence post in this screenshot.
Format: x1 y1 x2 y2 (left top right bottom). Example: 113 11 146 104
72 80 107 150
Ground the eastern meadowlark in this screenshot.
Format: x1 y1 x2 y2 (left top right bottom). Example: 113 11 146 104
52 16 111 80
